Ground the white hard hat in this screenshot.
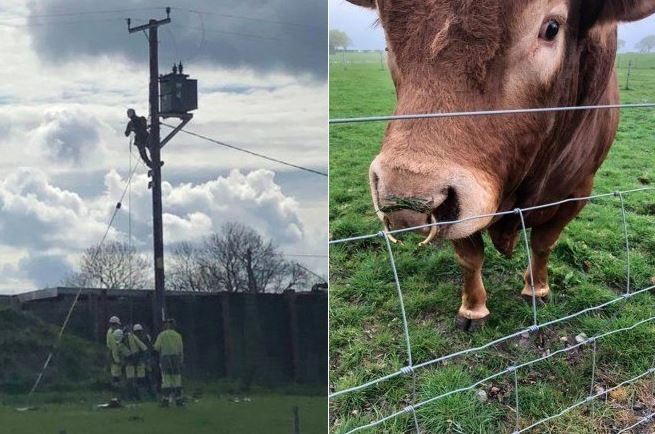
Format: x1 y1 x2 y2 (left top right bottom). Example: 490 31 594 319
113 329 124 340
133 324 143 332
109 316 121 325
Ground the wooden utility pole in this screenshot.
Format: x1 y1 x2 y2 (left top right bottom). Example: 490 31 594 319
128 9 171 333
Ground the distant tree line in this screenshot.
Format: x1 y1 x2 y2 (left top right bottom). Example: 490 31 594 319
636 35 655 53
617 35 655 53
329 29 352 55
62 222 324 293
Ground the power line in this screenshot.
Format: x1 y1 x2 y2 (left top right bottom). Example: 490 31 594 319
170 7 322 31
23 7 165 19
161 123 327 177
0 18 287 44
1 6 322 35
294 263 327 283
171 23 283 42
283 253 328 258
8 6 319 31
0 16 129 27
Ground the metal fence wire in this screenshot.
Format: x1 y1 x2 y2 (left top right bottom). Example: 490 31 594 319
328 102 655 434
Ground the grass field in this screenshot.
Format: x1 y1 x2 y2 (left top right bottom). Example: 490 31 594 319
0 393 326 434
329 52 655 433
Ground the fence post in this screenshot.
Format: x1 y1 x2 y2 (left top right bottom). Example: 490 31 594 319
286 290 301 383
219 292 234 377
292 406 300 434
185 295 198 378
90 293 100 343
100 289 108 341
625 60 632 90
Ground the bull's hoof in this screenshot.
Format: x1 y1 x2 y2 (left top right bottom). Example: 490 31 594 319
455 314 489 332
521 293 549 306
521 284 550 303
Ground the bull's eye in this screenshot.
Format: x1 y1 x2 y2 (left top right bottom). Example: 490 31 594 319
539 19 560 42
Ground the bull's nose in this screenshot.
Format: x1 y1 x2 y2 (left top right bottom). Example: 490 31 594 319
387 209 432 230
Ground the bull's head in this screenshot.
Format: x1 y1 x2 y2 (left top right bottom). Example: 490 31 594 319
353 0 655 243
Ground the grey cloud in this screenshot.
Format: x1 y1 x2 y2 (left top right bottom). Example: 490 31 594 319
17 253 73 287
26 0 327 78
31 109 101 164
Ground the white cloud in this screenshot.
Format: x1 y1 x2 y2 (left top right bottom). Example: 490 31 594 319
0 167 318 290
0 168 111 251
163 212 213 244
30 108 105 165
162 169 304 243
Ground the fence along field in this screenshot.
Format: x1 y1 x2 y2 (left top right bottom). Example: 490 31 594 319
329 52 655 433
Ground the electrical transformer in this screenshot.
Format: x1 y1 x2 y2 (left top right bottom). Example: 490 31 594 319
159 64 198 117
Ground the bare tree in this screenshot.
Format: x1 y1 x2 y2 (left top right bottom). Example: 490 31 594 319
65 241 151 289
272 261 310 292
167 242 206 292
205 222 286 293
167 223 319 293
201 226 245 292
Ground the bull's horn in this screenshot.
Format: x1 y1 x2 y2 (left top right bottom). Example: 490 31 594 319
418 215 438 246
384 219 402 244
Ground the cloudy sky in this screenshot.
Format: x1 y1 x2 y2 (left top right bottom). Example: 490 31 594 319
0 0 327 293
329 0 655 50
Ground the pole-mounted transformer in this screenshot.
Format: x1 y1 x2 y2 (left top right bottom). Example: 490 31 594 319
160 63 198 117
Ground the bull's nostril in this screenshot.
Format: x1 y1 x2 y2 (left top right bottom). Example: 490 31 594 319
433 186 460 222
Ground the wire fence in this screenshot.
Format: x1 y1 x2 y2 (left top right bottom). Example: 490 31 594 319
329 102 655 433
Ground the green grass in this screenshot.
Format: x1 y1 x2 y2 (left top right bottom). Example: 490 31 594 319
0 306 106 394
330 50 387 66
0 394 326 434
329 53 655 433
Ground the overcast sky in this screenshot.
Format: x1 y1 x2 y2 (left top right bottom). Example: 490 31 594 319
0 0 327 293
329 0 655 51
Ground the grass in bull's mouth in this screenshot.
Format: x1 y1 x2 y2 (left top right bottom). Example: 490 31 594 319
329 52 655 433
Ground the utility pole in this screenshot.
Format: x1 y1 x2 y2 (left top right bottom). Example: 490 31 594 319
127 8 196 333
128 10 171 333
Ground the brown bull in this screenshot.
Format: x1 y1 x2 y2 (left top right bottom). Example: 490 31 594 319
346 0 655 330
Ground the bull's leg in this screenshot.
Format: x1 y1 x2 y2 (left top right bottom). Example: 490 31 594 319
453 233 489 331
521 200 588 301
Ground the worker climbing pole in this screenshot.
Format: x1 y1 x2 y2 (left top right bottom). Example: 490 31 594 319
127 7 197 333
125 109 153 168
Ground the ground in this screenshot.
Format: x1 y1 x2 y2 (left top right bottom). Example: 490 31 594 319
0 307 327 433
1 393 326 434
329 52 655 433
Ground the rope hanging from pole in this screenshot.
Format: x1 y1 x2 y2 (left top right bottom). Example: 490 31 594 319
24 139 143 406
129 136 134 321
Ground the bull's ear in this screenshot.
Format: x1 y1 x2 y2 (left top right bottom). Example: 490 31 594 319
346 0 376 8
595 0 655 23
